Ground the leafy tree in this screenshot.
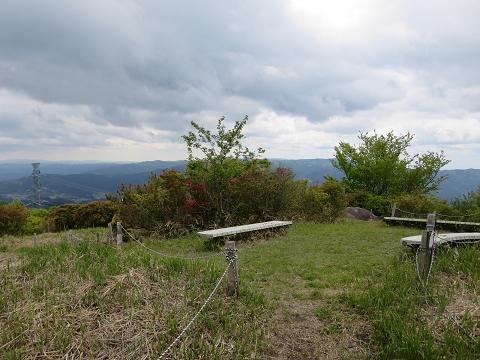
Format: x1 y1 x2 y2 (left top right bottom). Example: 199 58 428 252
332 131 449 196
182 116 267 225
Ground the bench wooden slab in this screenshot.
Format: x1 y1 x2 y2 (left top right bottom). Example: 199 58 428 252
198 220 293 239
401 232 480 246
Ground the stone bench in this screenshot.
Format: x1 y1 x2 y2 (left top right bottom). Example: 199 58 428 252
198 220 293 239
401 232 480 247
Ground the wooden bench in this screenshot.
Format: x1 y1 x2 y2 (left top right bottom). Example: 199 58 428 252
197 220 293 239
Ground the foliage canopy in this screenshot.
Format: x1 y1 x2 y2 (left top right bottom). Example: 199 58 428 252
332 131 450 196
182 116 268 226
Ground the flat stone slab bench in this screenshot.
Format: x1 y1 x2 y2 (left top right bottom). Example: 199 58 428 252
198 220 293 239
385 217 480 227
401 232 480 247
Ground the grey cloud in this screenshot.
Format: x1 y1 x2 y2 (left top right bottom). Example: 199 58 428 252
0 0 479 163
0 0 403 122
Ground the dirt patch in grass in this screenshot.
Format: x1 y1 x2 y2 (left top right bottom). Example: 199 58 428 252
262 296 370 359
423 274 480 341
445 290 480 321
0 253 20 269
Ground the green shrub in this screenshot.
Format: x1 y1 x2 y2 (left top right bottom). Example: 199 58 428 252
227 166 304 224
346 190 456 218
111 170 197 236
451 187 480 222
74 201 117 228
112 162 352 235
393 193 455 218
23 208 50 235
46 204 77 230
303 178 346 222
111 166 308 236
46 201 116 231
0 202 28 236
345 190 393 216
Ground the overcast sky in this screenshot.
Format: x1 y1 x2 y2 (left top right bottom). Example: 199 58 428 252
0 0 479 168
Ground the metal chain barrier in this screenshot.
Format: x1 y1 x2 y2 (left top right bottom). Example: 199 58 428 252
395 207 429 218
157 262 231 359
120 224 222 260
72 234 84 242
434 211 480 220
10 222 237 358
415 232 480 287
395 206 480 221
225 246 239 292
415 232 437 287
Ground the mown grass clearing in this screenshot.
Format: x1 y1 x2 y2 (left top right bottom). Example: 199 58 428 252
1 220 479 359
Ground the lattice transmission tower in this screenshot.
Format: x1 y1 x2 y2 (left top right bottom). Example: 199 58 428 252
32 162 41 207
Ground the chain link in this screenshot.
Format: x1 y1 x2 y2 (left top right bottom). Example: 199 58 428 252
395 206 480 221
224 247 239 292
395 207 429 218
157 262 231 359
224 248 237 264
120 224 222 260
415 231 437 287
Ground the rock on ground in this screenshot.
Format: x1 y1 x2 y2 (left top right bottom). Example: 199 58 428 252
343 207 380 221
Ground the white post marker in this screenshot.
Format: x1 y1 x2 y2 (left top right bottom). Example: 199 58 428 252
116 222 123 246
391 202 397 217
108 223 114 244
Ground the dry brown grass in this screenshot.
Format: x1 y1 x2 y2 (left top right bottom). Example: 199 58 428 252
0 235 266 359
422 274 480 342
263 297 370 360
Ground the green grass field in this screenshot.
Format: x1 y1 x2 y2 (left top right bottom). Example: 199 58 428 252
1 220 479 359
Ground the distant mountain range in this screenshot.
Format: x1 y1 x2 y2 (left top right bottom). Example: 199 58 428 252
0 160 186 205
0 159 478 205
